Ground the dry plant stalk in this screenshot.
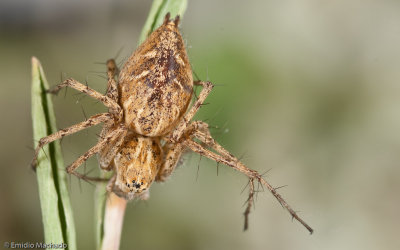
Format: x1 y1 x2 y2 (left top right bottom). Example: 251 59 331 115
101 193 127 250
31 13 313 233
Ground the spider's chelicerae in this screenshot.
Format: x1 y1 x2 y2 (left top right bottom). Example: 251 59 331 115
31 13 313 233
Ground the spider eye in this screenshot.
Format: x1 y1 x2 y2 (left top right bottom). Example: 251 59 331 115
141 181 144 185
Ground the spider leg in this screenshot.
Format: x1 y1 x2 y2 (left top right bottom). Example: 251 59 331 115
48 78 122 117
156 80 214 179
183 131 314 234
156 142 184 182
106 174 117 193
168 81 214 142
243 178 255 231
69 172 110 183
67 125 127 177
31 113 112 170
156 121 209 182
94 58 125 171
105 59 119 102
97 125 127 170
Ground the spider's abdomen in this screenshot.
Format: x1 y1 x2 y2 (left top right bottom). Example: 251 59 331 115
118 18 193 137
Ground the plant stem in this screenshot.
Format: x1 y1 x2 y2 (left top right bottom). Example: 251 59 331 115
31 57 77 250
101 194 127 250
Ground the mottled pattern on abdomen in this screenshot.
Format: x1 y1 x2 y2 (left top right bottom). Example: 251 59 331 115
118 21 193 137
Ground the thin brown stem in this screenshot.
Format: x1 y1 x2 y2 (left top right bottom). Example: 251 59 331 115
101 193 127 250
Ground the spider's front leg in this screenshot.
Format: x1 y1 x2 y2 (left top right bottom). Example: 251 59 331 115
156 143 184 182
158 121 259 230
182 127 314 233
157 121 209 182
97 122 127 171
31 113 112 170
66 125 127 180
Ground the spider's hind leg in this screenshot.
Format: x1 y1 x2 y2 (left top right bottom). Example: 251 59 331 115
47 78 122 118
105 58 119 102
168 81 214 143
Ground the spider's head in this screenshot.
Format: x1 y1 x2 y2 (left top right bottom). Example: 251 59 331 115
113 159 156 200
120 174 151 194
111 179 150 201
112 135 162 200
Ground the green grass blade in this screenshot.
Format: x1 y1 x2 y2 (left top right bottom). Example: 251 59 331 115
31 57 77 250
138 0 188 44
95 1 187 249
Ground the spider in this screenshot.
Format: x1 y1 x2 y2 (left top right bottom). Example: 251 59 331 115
31 13 313 233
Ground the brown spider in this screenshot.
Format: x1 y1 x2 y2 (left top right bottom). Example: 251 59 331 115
31 13 313 233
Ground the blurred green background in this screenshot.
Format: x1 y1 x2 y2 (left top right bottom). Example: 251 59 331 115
1 0 400 249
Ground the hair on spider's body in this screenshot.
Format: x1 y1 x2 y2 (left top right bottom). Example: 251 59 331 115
31 13 313 233
118 14 192 137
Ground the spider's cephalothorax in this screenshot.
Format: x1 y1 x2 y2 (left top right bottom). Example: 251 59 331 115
31 13 313 233
109 133 163 200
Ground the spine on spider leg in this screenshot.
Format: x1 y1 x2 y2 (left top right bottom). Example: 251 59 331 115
94 1 188 249
257 177 314 234
31 57 77 250
184 139 314 233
